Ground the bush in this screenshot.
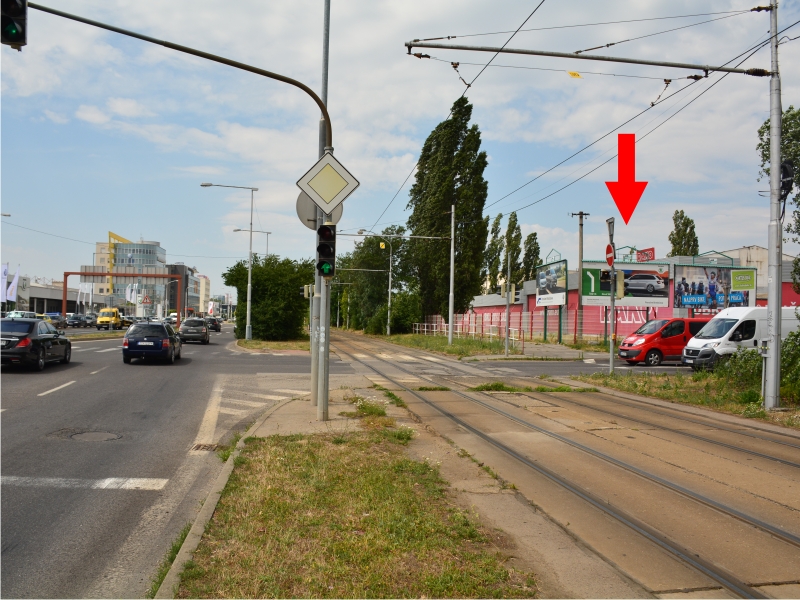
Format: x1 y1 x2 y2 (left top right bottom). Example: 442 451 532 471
365 304 389 335
781 328 800 403
390 290 422 334
717 348 762 387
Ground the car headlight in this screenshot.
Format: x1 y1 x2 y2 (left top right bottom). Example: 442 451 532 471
632 339 645 346
703 342 720 349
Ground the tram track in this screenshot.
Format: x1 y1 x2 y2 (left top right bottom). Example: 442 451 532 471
331 333 800 598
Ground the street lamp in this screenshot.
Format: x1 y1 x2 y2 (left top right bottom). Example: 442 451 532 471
233 228 272 257
358 228 393 335
201 183 259 340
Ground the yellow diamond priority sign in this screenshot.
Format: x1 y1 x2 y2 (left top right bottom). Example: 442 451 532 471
297 152 359 214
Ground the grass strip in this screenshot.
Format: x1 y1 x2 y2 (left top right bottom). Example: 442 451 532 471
237 337 310 352
147 522 192 599
374 384 408 408
531 385 600 393
417 386 451 391
177 433 534 598
469 382 532 393
217 431 243 463
377 333 521 358
574 372 800 430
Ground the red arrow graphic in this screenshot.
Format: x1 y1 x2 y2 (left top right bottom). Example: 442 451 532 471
605 133 647 224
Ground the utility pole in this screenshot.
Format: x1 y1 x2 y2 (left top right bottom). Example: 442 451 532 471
607 217 616 375
571 212 589 342
504 249 511 357
448 204 455 345
765 0 782 410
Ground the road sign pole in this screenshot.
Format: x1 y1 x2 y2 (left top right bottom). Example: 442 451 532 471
606 219 616 375
317 275 330 421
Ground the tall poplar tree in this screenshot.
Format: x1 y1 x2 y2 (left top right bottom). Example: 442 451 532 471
407 97 489 319
502 212 523 286
484 213 504 293
667 210 700 257
522 232 541 282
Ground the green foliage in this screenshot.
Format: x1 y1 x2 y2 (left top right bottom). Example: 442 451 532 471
503 212 524 287
484 213 504 294
781 326 800 402
222 255 313 340
757 106 800 290
389 290 422 334
364 304 388 335
667 209 699 257
407 97 489 319
717 347 762 388
742 402 767 419
522 231 541 282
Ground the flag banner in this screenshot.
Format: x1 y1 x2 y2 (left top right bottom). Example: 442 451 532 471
1 263 8 303
7 267 20 303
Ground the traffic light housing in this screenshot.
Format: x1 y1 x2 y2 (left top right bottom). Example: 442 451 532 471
615 271 625 300
2 0 27 50
316 224 336 278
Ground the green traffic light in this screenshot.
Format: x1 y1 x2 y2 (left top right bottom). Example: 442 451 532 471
321 263 333 274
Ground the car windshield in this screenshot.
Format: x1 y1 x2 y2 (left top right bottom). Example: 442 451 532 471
694 318 739 340
127 324 166 337
633 320 668 335
100 310 114 316
184 319 205 327
1 321 34 334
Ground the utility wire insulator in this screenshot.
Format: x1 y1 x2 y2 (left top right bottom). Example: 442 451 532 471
751 6 773 12
412 53 430 59
745 68 770 76
686 74 705 80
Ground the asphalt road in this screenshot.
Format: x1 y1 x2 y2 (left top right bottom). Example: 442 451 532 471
1 326 352 598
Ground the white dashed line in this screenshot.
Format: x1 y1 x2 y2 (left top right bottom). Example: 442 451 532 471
74 347 101 352
223 398 265 408
38 381 76 397
219 407 248 416
1 476 168 490
96 348 119 353
90 367 109 375
273 389 310 395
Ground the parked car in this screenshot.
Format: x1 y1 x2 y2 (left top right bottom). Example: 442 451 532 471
682 307 800 370
122 322 182 364
624 273 666 295
6 311 36 319
83 314 97 327
618 317 712 366
66 315 88 328
1 318 72 370
179 318 209 344
204 316 222 332
45 313 67 328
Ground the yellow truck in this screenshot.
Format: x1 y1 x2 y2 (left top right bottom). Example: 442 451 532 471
97 308 124 330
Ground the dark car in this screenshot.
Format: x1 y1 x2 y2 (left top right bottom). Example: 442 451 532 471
83 314 97 327
66 315 88 328
179 318 209 344
204 317 221 332
122 322 182 364
1 318 72 371
46 313 68 329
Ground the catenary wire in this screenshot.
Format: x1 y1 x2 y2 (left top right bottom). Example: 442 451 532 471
415 10 751 42
365 2 547 234
430 56 669 79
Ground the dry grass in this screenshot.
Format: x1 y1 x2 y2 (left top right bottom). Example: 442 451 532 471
574 372 800 430
176 433 535 598
380 333 521 357
237 337 310 352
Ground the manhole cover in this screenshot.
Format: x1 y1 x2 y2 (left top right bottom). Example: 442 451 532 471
71 432 121 442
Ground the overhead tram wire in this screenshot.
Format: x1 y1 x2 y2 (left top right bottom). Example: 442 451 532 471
482 23 790 212
364 1 547 234
415 9 752 42
429 56 669 80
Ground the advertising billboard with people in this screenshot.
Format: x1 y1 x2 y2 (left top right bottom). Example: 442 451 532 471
535 259 567 307
582 261 670 307
673 266 755 309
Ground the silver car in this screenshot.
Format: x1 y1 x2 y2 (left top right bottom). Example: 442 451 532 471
624 273 666 294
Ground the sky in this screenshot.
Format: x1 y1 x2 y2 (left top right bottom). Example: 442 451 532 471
2 0 800 300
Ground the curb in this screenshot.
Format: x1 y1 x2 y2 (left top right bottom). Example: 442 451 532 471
154 396 295 599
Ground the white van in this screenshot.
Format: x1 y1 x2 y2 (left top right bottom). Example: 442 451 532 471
682 307 800 369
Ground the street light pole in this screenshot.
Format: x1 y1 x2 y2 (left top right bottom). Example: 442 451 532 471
201 182 258 340
607 217 616 375
388 239 393 336
448 204 455 345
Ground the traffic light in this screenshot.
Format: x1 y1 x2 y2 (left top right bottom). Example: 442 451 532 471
300 284 314 299
316 224 336 278
615 272 625 300
781 160 795 199
2 0 27 50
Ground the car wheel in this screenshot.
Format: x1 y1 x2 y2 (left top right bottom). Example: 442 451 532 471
61 346 71 364
176 344 182 360
645 349 663 367
646 284 654 293
97 326 101 330
202 337 209 345
168 347 175 364
123 356 131 364
32 348 45 372
626 360 637 365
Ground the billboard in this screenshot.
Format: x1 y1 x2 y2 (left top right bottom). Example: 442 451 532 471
535 259 567 307
673 266 755 309
582 261 670 307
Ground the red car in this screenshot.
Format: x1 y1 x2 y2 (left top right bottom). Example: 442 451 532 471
618 317 712 366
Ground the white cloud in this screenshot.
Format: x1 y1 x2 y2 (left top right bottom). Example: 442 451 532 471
43 109 68 124
75 105 110 124
106 97 154 117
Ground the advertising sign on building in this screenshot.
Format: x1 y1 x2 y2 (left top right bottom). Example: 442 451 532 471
582 261 670 307
535 259 568 307
636 247 655 262
673 265 755 309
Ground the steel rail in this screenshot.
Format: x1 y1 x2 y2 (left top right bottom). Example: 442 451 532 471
333 336 800 550
330 336 768 599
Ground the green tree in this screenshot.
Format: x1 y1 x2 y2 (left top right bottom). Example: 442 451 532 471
222 255 313 340
407 96 489 320
502 212 523 287
522 231 541 282
484 213 503 293
757 105 800 289
667 210 699 257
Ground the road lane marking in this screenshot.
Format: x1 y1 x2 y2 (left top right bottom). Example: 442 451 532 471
96 348 119 353
189 385 223 455
1 476 168 490
90 366 109 375
38 381 76 396
219 406 248 416
74 347 101 352
274 389 309 395
212 351 220 354
224 398 265 408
